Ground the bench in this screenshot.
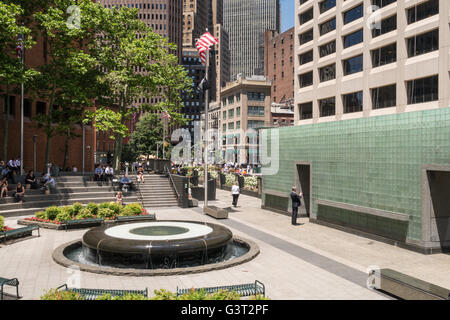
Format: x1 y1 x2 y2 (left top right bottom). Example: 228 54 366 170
369 268 450 300
204 206 228 219
177 280 265 297
1 225 40 243
0 277 19 300
62 218 104 231
56 284 148 300
115 214 156 222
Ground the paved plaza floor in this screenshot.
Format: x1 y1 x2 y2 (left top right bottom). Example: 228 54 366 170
1 189 449 300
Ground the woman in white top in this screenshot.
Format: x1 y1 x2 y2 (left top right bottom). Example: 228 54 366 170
231 180 240 208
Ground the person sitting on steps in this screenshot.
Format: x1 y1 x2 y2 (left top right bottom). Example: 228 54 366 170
115 191 123 206
119 175 132 192
13 182 25 203
137 166 144 184
0 177 8 198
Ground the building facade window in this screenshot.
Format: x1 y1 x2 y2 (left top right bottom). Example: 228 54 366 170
299 29 313 45
407 29 439 58
343 91 363 113
371 0 396 8
319 97 335 117
343 55 363 75
319 18 336 36
407 0 439 24
299 102 313 120
319 40 336 57
343 3 363 24
319 0 336 14
248 92 265 101
371 84 396 109
248 106 265 117
407 75 438 105
319 64 336 82
300 8 314 25
371 43 396 67
300 50 313 65
299 71 313 88
372 15 396 38
343 29 363 48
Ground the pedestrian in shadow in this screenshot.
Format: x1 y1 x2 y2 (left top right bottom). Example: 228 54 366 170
290 187 303 225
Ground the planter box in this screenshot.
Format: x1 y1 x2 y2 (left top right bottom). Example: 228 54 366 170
204 206 228 219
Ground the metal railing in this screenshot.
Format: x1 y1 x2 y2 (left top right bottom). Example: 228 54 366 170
165 165 180 203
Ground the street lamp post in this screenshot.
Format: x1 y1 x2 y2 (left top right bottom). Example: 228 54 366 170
33 135 37 172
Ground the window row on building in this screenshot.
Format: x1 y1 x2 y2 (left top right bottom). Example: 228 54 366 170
298 75 439 120
298 28 439 87
298 0 439 45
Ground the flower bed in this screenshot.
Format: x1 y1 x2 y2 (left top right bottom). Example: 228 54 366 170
19 202 151 229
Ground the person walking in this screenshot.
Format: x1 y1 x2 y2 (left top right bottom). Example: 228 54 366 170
290 187 303 225
231 180 240 208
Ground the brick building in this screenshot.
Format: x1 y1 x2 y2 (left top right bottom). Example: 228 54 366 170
264 27 295 105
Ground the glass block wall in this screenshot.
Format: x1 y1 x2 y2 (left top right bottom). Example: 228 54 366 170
262 107 450 242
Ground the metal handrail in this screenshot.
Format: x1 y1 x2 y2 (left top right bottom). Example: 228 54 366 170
165 165 180 200
135 176 145 207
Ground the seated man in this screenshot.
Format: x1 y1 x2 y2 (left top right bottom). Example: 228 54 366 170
94 165 103 181
105 165 114 181
43 175 56 193
119 175 132 191
1 166 10 180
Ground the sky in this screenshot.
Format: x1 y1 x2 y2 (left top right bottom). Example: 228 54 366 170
281 0 295 32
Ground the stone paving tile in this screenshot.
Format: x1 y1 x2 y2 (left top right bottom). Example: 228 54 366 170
1 200 390 300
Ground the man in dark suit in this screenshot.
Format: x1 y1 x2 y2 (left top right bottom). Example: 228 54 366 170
290 187 303 225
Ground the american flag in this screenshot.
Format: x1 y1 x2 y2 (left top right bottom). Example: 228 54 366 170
195 32 219 65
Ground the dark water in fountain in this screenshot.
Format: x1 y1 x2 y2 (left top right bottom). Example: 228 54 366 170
64 240 250 270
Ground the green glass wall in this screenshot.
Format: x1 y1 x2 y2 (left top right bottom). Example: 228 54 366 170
262 107 450 242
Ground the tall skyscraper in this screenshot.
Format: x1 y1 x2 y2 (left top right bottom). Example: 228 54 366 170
223 0 280 79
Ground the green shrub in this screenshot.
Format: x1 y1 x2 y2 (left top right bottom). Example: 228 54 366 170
45 206 61 221
97 208 115 219
76 208 94 220
41 289 83 300
72 202 83 216
120 203 142 216
99 202 111 209
55 211 73 222
96 293 148 300
151 289 242 300
86 203 99 215
35 211 46 219
61 206 75 217
108 202 121 215
225 173 236 186
0 215 4 231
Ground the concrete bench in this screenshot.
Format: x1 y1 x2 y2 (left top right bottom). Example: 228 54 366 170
115 214 156 222
1 225 40 243
369 268 450 300
62 218 104 231
177 280 265 297
0 277 19 300
204 206 228 219
56 284 148 300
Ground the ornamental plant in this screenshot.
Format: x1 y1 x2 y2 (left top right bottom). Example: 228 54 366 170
72 202 83 216
120 203 142 216
244 176 258 190
225 173 236 186
45 206 61 220
40 289 83 300
55 210 72 222
76 208 94 220
108 202 121 215
0 215 4 231
97 208 115 219
86 203 99 216
35 211 46 219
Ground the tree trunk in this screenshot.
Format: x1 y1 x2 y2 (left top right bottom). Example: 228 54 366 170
62 130 70 170
2 85 10 162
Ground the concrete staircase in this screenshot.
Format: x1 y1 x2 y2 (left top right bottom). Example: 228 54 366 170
0 175 138 218
136 174 179 208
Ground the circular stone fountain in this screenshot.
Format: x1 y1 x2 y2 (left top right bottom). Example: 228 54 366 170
53 220 259 276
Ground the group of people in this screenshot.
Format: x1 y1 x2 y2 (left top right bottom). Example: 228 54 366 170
222 163 253 175
0 158 20 182
94 164 115 182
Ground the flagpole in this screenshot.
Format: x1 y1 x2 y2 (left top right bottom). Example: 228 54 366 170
204 31 210 210
19 32 24 176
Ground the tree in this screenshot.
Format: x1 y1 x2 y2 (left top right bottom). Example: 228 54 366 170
0 1 38 161
85 5 192 170
30 0 102 167
130 113 163 158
